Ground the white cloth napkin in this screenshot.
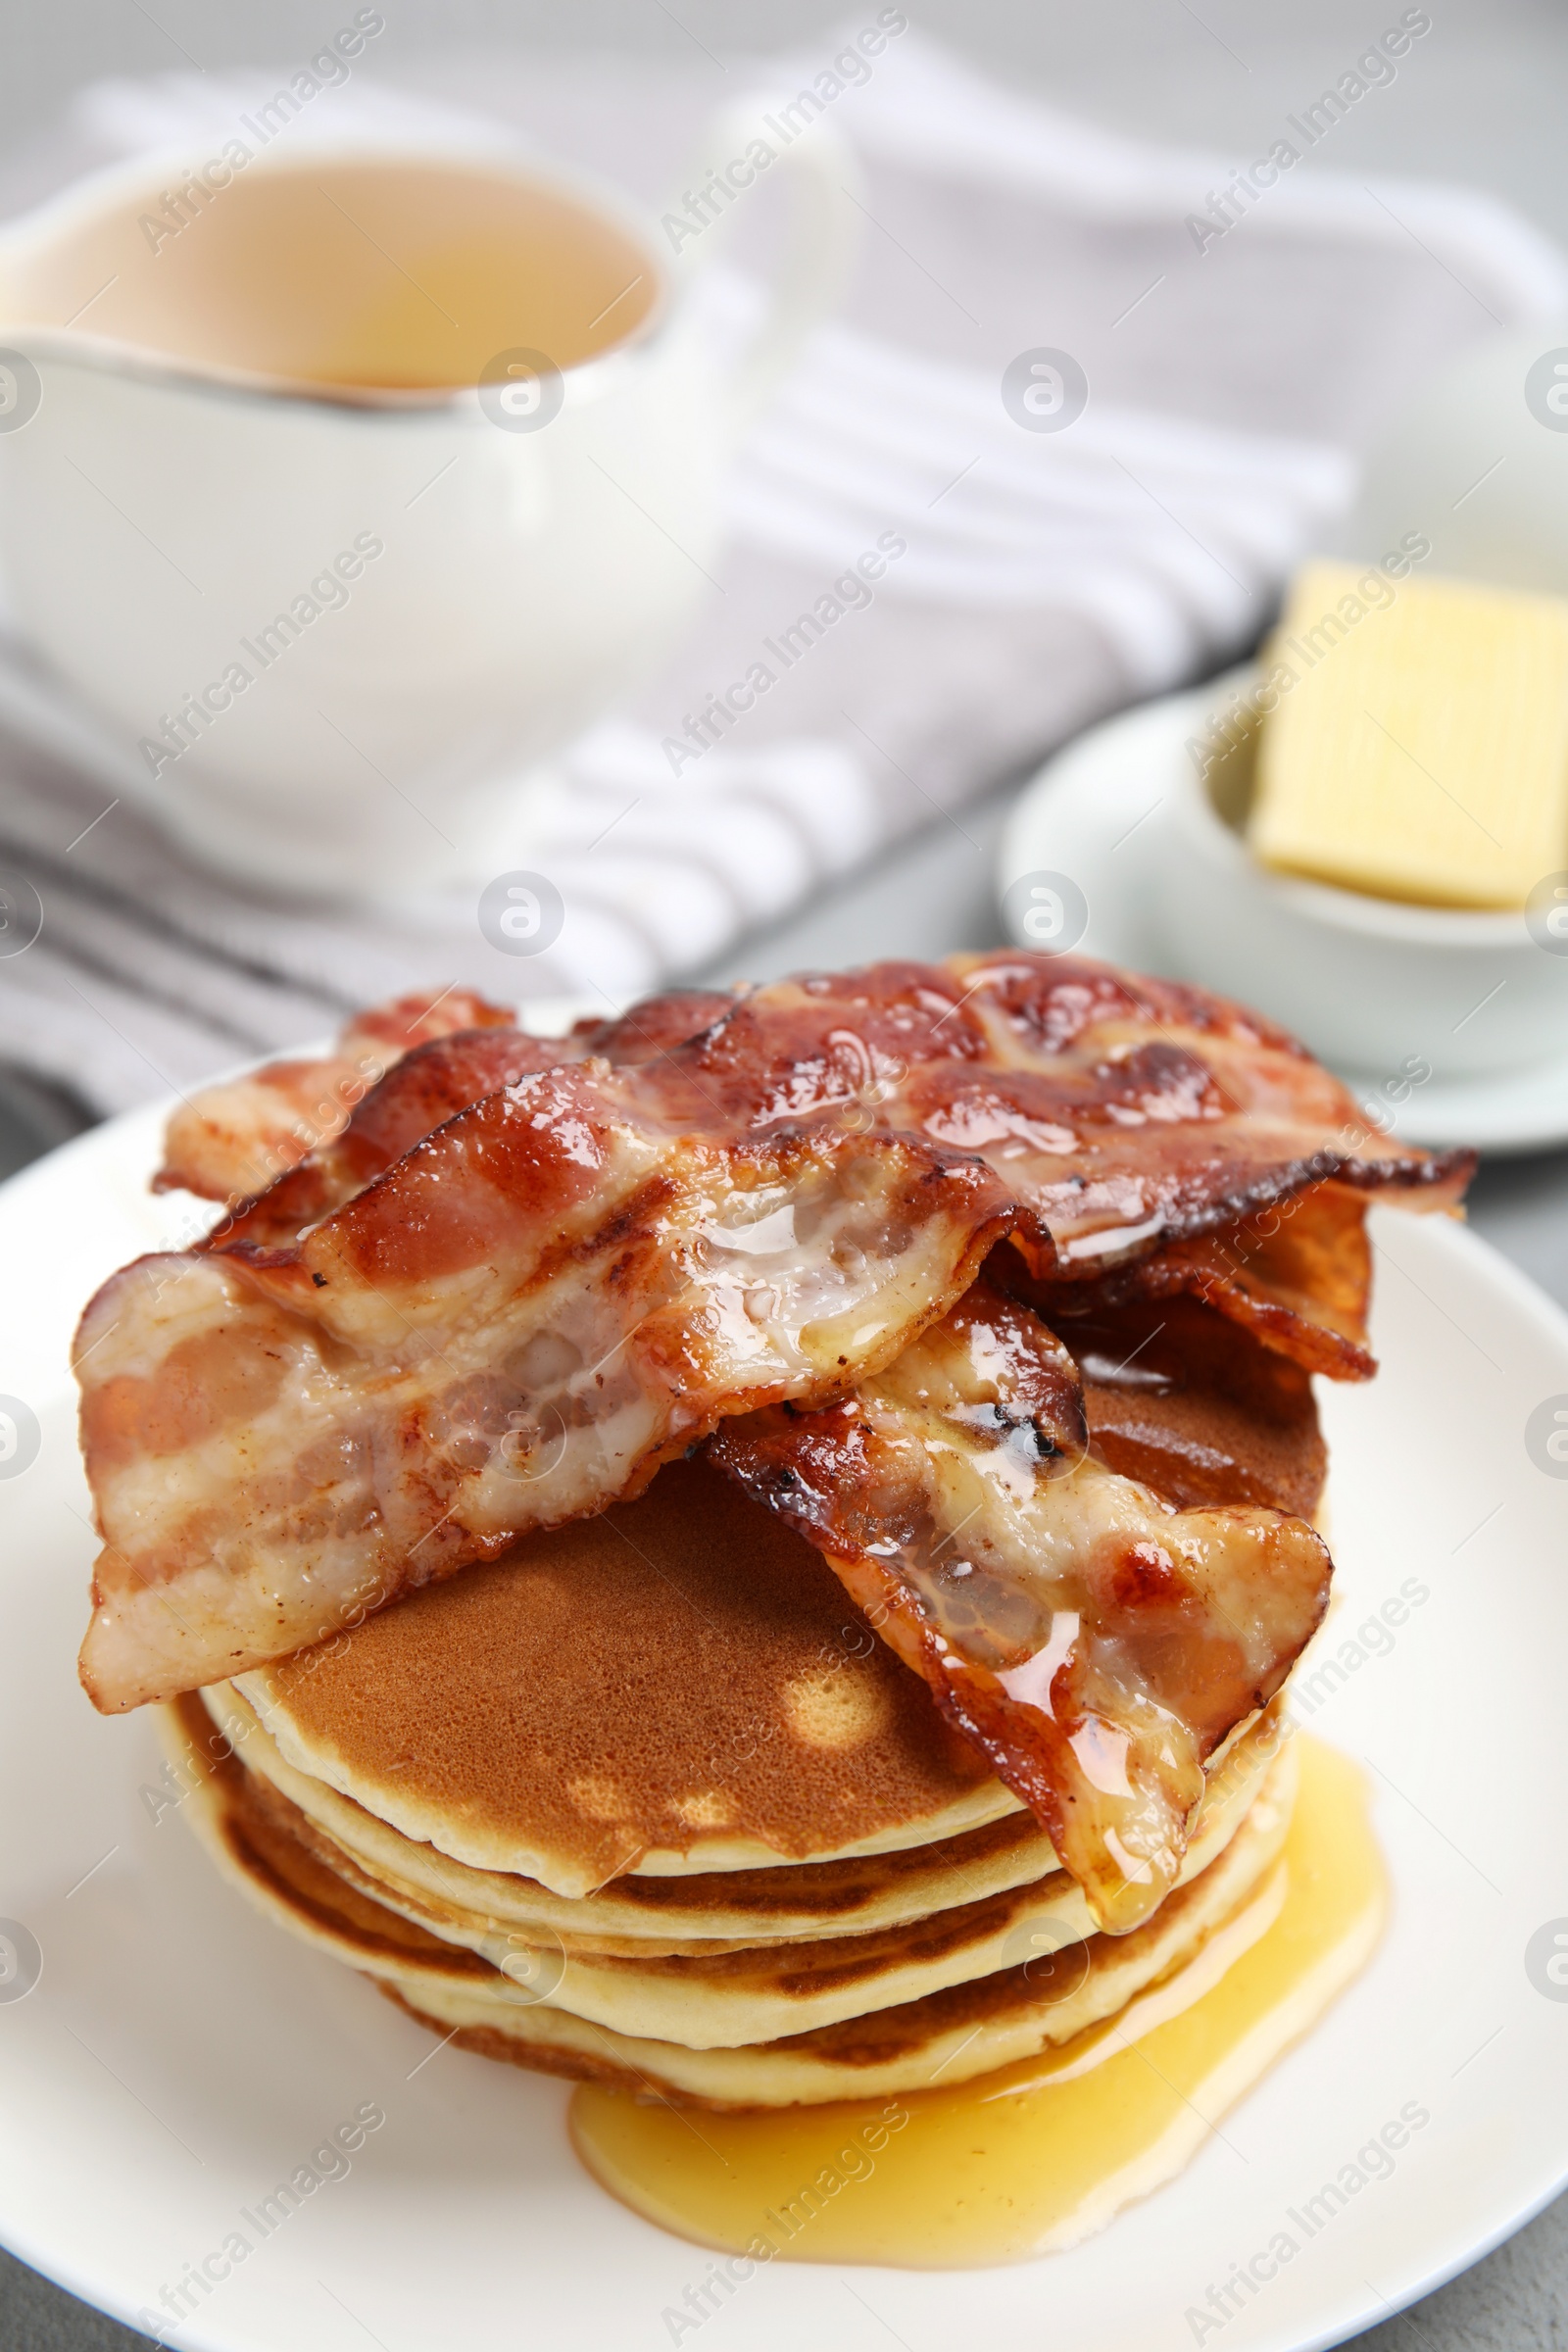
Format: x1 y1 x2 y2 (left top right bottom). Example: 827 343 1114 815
0 30 1563 1111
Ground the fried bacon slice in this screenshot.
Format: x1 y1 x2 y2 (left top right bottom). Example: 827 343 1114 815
1024 1180 1377 1382
155 987 517 1204
87 952 1466 1716
1045 1290 1327 1520
77 1067 1011 1712
219 1026 575 1249
157 988 744 1219
710 1280 1331 1932
633 956 1467 1376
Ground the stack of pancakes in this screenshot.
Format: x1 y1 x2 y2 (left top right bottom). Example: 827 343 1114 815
164 1459 1298 2108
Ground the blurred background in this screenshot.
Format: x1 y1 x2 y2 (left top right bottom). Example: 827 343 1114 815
2 2 1566 2343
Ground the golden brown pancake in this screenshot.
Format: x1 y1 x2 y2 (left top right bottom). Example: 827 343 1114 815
236 1460 1014 1897
169 1691 1274 2045
198 1680 1278 1954
379 1783 1290 2107
163 1680 1295 2106
200 1681 1052 1949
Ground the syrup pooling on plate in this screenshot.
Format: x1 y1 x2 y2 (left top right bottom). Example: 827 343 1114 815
569 1738 1385 2268
712 1284 1331 1929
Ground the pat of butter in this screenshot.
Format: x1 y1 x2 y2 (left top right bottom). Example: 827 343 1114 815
1249 562 1568 908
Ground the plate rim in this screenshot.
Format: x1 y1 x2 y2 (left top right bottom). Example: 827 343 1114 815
3 1083 1568 2352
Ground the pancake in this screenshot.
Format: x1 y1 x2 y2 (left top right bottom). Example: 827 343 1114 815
164 1682 1295 2105
381 1810 1287 2109
383 1758 1295 2107
197 1681 1281 1956
168 1692 1276 2045
201 1681 1052 1951
235 1459 1018 1899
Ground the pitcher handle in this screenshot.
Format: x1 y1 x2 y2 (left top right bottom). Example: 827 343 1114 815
664 97 861 435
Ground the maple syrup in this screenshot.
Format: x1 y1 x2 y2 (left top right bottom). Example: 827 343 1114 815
569 1738 1384 2267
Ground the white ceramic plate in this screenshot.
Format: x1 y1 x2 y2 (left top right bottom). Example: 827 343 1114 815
999 686 1568 1155
3 1093 1568 2351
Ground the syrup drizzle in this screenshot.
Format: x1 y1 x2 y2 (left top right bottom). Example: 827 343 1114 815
569 1738 1384 2268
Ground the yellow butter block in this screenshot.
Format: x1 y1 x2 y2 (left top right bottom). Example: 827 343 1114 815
1249 562 1568 907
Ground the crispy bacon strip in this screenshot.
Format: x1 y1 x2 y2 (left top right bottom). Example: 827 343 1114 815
1172 1178 1378 1374
638 955 1468 1235
710 1281 1331 1932
570 989 738 1065
1025 1181 1377 1381
220 1026 574 1248
77 1067 1012 1712
155 988 516 1204
1047 1292 1327 1519
182 959 1467 1376
576 955 1464 1378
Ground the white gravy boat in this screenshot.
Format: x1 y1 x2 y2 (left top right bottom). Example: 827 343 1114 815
0 116 856 898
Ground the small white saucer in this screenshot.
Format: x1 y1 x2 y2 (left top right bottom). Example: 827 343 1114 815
999 685 1568 1156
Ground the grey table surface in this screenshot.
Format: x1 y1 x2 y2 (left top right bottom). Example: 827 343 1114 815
3 1 1567 2346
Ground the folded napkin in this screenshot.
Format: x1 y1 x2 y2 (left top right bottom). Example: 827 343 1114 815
0 30 1563 1112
